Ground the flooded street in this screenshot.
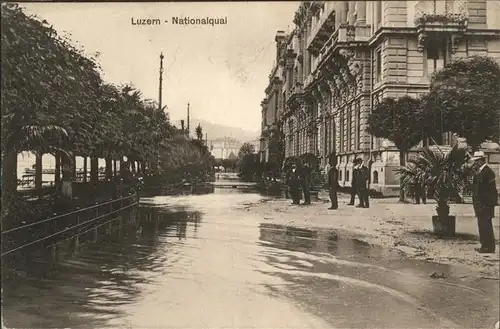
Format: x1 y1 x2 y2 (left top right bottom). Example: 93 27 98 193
2 182 499 329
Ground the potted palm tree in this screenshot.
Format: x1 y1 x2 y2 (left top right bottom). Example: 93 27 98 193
397 145 471 236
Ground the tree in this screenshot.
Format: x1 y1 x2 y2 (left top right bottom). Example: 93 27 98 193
366 96 424 202
397 145 471 236
236 143 257 180
195 124 203 141
2 3 101 208
1 4 217 226
237 143 255 162
424 56 500 151
267 128 284 178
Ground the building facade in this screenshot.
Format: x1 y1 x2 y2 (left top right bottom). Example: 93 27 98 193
209 137 242 160
210 138 259 160
260 0 500 195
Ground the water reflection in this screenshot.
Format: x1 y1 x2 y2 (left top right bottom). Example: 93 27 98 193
2 185 498 329
2 205 202 329
257 223 500 329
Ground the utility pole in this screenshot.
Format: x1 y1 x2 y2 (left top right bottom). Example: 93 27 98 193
157 52 164 169
159 52 164 111
187 102 190 137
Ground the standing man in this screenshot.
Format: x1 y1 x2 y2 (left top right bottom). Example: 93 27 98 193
414 177 427 205
357 159 370 208
327 153 340 210
288 163 301 205
301 162 312 205
348 159 360 206
470 151 498 253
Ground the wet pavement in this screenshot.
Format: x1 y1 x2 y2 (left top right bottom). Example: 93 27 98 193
2 180 499 329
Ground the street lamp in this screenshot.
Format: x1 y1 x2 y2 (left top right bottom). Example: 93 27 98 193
157 52 164 169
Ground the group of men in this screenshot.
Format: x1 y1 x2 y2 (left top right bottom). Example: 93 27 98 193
285 155 370 210
285 162 312 205
327 156 370 210
285 150 497 254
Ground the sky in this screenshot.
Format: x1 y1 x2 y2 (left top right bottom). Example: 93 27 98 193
22 2 299 133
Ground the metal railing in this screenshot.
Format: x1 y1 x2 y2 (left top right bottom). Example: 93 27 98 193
1 193 139 257
414 0 468 24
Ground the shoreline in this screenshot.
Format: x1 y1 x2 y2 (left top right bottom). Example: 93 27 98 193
242 191 500 279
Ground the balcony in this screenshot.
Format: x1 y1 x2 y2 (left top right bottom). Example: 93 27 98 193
307 6 336 55
414 0 468 30
414 0 468 52
286 82 305 111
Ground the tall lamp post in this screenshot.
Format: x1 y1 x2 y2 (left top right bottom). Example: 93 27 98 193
157 52 164 169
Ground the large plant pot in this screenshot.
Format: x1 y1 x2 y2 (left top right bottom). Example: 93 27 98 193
432 215 456 237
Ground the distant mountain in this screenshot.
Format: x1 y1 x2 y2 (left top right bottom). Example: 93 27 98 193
172 118 259 142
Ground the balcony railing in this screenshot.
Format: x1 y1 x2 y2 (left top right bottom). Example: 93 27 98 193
414 0 468 26
303 74 314 88
306 5 336 55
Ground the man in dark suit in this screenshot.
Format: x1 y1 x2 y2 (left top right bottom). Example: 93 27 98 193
287 163 301 205
348 159 360 206
471 151 498 253
414 178 427 205
357 159 370 208
327 154 340 210
301 162 312 205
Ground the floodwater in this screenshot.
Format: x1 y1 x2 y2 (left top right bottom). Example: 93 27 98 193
2 179 499 329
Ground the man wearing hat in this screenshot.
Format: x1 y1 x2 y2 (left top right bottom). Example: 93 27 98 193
327 153 340 210
287 162 301 205
470 150 498 253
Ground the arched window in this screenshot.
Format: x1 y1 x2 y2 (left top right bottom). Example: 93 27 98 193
373 171 379 184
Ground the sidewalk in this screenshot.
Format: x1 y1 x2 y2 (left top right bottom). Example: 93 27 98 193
244 191 500 278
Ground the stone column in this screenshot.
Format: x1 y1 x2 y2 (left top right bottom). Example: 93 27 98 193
374 1 382 27
355 1 367 25
286 64 293 92
336 1 348 27
348 1 357 25
271 92 276 123
303 24 310 76
297 33 303 83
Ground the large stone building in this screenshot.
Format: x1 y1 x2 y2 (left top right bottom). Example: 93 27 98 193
260 0 500 195
209 137 241 160
209 137 259 160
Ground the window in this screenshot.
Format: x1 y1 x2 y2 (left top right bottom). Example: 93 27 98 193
375 49 382 82
356 101 361 150
426 39 447 77
340 110 345 152
274 92 279 117
308 53 313 75
373 171 379 184
347 105 352 151
295 131 299 155
346 170 350 182
323 120 328 156
330 118 335 154
339 170 342 181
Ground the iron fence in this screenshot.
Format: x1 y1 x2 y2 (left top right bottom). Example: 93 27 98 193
1 192 139 258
